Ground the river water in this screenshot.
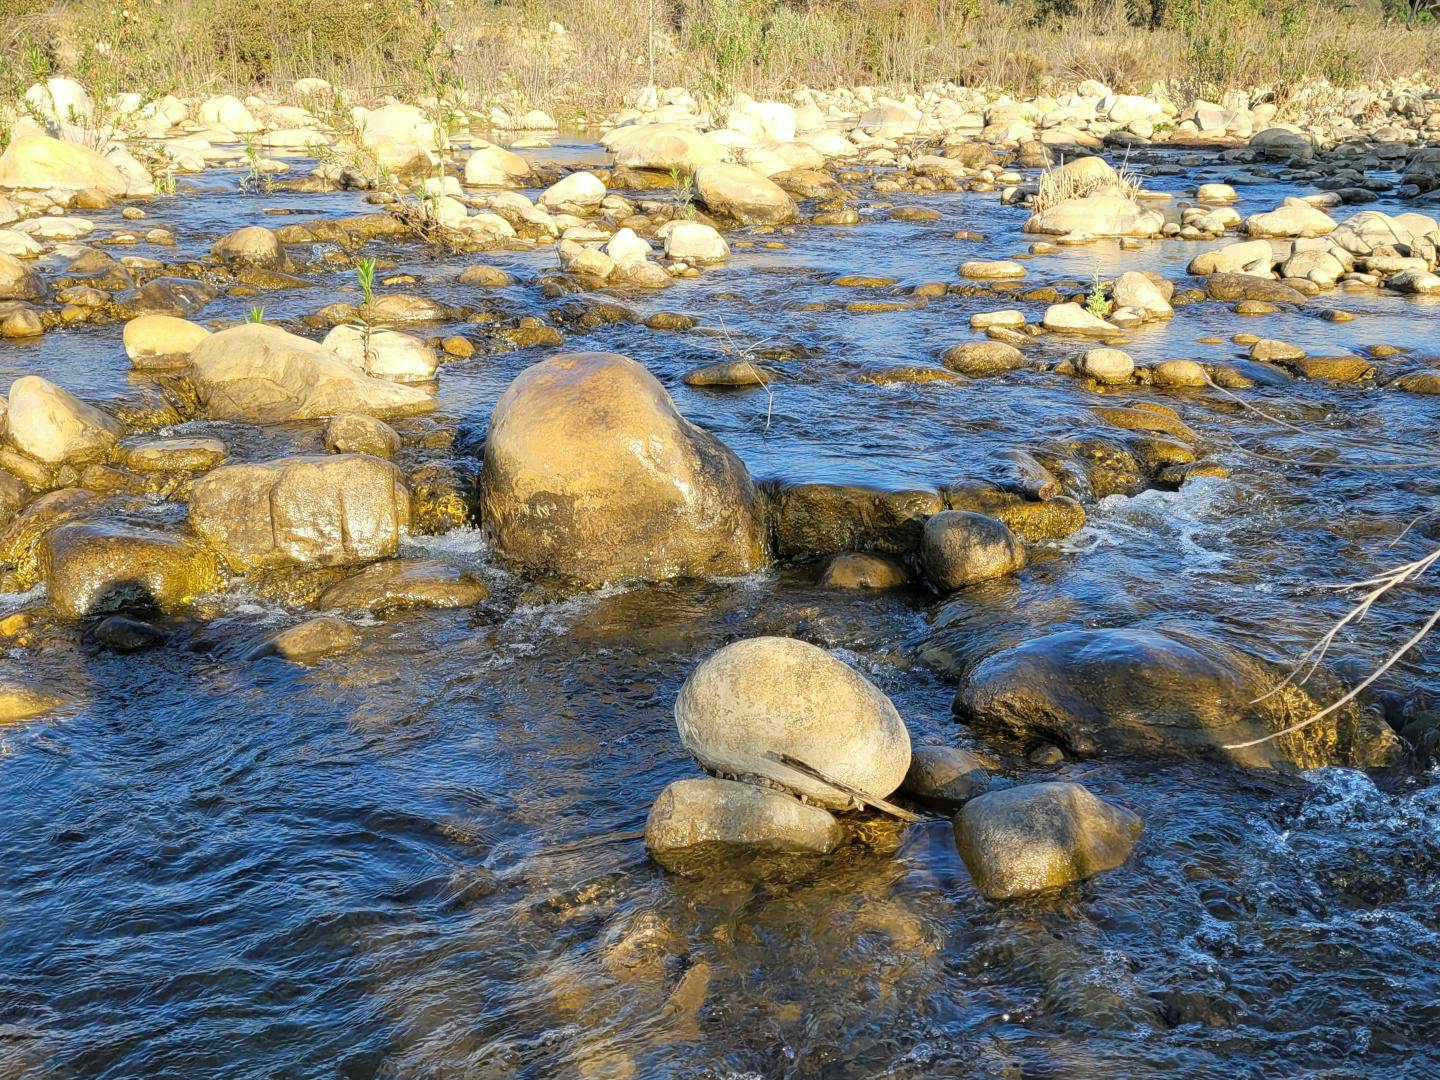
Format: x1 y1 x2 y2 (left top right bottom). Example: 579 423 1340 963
2 140 1439 1079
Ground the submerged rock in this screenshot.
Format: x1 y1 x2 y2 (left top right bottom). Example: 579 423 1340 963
819 551 909 589
316 558 488 615
675 636 911 810
0 680 67 724
189 325 437 422
954 627 1401 769
246 616 359 663
480 352 766 586
645 777 842 869
189 454 411 572
42 521 222 618
954 782 1142 900
93 614 168 651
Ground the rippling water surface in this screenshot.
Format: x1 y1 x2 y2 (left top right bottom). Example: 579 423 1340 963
2 139 1439 1079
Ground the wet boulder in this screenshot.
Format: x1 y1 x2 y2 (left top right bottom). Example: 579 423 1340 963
93 614 168 651
41 521 222 617
954 782 1142 900
322 324 439 384
5 376 121 465
674 636 911 810
0 133 130 196
189 325 437 422
480 352 766 585
920 511 1025 590
316 558 488 615
1187 240 1275 277
818 551 909 589
123 437 228 474
645 777 842 869
0 252 44 301
954 627 1401 769
324 413 401 459
940 341 1026 376
661 220 729 264
1204 274 1307 304
693 162 798 225
900 745 989 808
769 482 942 559
211 225 290 271
0 680 67 724
188 454 411 572
246 616 359 663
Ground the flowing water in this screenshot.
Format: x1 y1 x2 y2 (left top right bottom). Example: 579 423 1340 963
2 140 1440 1079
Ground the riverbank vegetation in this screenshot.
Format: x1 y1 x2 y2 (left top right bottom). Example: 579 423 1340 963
3 0 1440 118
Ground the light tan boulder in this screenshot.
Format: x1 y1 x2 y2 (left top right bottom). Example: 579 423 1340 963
1024 194 1164 238
954 782 1143 900
188 325 437 422
317 558 488 615
0 133 128 196
463 143 531 186
480 352 766 585
5 376 121 465
123 314 211 370
1244 197 1336 239
41 521 222 618
1188 239 1276 277
188 454 411 572
0 680 67 723
693 162 798 225
607 123 728 173
322 324 439 384
673 636 912 810
645 777 842 868
0 252 44 301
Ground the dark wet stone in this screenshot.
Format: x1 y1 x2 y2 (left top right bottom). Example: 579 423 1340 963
93 614 168 651
767 482 943 559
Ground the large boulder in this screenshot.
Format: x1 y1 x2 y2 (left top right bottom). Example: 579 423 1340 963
211 226 289 271
480 352 766 585
1024 194 1164 237
645 777 842 869
188 454 411 572
188 325 437 421
0 133 129 196
41 521 222 618
954 782 1143 900
661 220 729 264
693 162 798 225
316 558 488 615
5 376 121 465
674 636 912 810
954 627 1401 769
463 143 531 186
198 94 260 134
1187 239 1276 277
920 511 1025 590
1244 197 1336 239
1204 273 1307 304
123 314 211 370
607 123 728 173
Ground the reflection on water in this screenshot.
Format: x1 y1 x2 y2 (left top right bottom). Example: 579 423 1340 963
1 143 1439 1078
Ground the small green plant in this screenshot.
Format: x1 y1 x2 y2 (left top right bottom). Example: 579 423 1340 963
668 166 695 219
239 133 266 193
246 306 265 323
152 172 176 197
1086 264 1110 319
353 256 381 367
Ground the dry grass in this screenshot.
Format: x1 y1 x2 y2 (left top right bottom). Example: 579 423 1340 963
4 0 1440 117
1032 154 1143 212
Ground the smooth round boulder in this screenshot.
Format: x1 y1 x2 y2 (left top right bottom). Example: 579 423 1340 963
674 636 911 810
0 252 44 301
0 133 129 195
480 352 766 585
693 162 798 225
1078 348 1135 384
954 782 1143 900
463 143 531 186
123 314 211 370
211 226 288 270
6 376 121 465
940 341 1026 377
900 745 989 807
322 324 439 384
246 616 359 663
662 221 729 264
818 552 908 589
323 413 401 459
645 777 842 870
921 511 1025 591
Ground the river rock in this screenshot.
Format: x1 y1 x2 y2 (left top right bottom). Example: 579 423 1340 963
93 614 168 651
1078 348 1135 384
189 325 437 421
41 521 222 617
818 551 909 589
645 777 843 869
674 636 911 809
322 324 439 384
954 782 1143 900
211 226 289 271
123 437 228 472
463 143 531 186
920 511 1025 591
940 341 1026 376
480 352 765 585
0 252 43 301
188 454 411 572
324 413 401 458
693 162 798 225
608 123 728 173
0 680 67 723
0 133 130 196
1244 197 1336 239
1111 272 1172 318
1187 240 1275 276
1204 273 1307 304
769 482 942 558
247 616 359 663
1023 194 1164 238
5 376 121 465
954 626 1401 769
900 745 989 807
1043 303 1118 335
123 314 211 370
538 171 606 209
317 558 488 615
661 221 729 264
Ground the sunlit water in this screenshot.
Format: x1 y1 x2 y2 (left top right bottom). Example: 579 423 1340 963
2 139 1439 1078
